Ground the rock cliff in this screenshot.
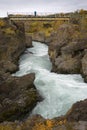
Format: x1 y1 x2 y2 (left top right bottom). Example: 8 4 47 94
0 18 41 122
48 23 87 82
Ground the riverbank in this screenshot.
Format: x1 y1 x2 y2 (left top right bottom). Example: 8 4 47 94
48 20 87 83
0 18 41 122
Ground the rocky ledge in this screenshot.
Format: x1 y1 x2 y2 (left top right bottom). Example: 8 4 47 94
0 18 41 122
0 73 40 122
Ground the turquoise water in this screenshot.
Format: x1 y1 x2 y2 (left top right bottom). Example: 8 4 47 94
13 41 87 119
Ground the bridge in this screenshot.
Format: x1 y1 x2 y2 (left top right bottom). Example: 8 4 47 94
8 12 70 22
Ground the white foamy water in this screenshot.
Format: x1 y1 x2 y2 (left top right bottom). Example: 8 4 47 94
13 41 87 119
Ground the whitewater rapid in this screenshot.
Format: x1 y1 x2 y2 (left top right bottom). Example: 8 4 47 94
13 41 87 119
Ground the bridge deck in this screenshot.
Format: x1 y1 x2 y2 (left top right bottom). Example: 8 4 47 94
9 17 70 21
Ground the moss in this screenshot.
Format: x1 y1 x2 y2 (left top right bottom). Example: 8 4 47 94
0 124 22 130
0 19 6 27
3 27 15 35
0 125 13 130
26 20 66 37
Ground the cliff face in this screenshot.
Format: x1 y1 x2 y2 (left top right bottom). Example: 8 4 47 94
0 18 41 122
0 19 26 73
48 23 87 82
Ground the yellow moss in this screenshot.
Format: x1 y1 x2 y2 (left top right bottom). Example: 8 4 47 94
4 28 15 35
0 124 22 130
50 51 56 58
58 121 64 125
0 20 6 27
32 123 47 130
44 28 53 37
0 125 13 130
53 21 65 30
63 119 67 124
26 20 66 37
46 119 53 128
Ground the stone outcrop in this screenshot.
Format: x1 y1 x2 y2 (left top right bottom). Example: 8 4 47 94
48 23 87 82
32 32 46 43
82 52 87 82
32 32 52 44
0 18 41 122
25 33 32 47
0 73 40 122
66 99 87 121
0 19 26 73
54 56 81 74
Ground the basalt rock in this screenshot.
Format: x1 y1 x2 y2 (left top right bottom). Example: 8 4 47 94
25 33 32 47
32 32 52 44
48 23 87 128
82 52 87 82
0 18 26 73
0 73 41 122
66 99 87 121
0 115 87 130
32 32 46 43
48 23 87 82
54 55 81 74
0 18 41 122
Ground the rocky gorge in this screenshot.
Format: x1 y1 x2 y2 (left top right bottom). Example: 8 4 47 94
0 15 87 130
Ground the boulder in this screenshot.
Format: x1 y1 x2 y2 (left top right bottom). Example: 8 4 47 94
66 99 87 121
82 52 87 82
55 56 81 74
0 73 41 122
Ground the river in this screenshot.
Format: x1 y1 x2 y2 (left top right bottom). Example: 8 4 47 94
13 41 87 119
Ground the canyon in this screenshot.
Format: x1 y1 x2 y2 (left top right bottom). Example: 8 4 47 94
0 14 87 129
